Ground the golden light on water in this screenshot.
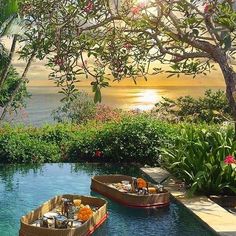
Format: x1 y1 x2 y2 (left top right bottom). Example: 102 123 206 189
138 89 158 103
133 89 160 110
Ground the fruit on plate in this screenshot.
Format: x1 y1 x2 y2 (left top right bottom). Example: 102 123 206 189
137 178 147 189
77 206 93 222
73 199 82 207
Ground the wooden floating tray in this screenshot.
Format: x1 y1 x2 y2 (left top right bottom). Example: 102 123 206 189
91 175 170 208
19 194 108 236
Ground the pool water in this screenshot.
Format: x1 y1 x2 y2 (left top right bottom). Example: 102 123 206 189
0 163 216 236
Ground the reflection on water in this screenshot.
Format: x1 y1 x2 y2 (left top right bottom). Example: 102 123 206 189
9 85 225 126
0 163 217 236
136 89 161 110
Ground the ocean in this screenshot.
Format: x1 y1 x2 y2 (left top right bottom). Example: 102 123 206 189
7 85 225 126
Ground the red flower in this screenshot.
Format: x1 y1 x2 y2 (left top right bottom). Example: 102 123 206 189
84 1 94 13
204 4 209 13
95 150 102 158
54 56 64 67
224 155 236 164
123 43 133 50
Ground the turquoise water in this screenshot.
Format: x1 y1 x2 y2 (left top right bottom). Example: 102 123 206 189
0 164 216 236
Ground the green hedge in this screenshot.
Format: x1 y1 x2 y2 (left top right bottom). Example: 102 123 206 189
0 133 61 163
0 116 178 164
0 116 225 167
1 116 235 196
68 116 177 164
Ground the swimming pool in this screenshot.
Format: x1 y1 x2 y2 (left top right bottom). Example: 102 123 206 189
0 163 216 236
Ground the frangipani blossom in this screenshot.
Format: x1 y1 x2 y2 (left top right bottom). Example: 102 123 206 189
224 155 236 164
130 1 146 15
131 6 141 15
84 1 94 13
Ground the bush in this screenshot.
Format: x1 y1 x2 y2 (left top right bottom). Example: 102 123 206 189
162 125 236 196
52 91 96 124
94 105 124 123
68 115 177 165
0 133 61 163
155 89 231 123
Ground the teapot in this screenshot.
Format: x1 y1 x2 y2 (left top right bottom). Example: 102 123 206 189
54 215 69 229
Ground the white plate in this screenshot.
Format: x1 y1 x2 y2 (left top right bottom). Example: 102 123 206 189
43 212 59 218
72 221 83 228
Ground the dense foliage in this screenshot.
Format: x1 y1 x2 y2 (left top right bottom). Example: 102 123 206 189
52 91 124 124
1 115 236 196
0 68 30 114
155 89 232 123
0 116 176 164
162 124 236 196
68 116 176 164
14 0 236 130
52 91 96 123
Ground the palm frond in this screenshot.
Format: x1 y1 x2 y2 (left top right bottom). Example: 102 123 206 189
0 44 9 71
0 14 16 37
0 0 18 25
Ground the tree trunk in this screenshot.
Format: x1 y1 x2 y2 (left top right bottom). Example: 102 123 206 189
0 35 17 89
218 55 236 135
0 52 35 121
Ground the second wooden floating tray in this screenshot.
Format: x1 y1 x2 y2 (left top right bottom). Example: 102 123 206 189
91 175 170 208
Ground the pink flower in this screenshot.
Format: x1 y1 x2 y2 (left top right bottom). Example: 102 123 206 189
54 56 64 67
123 43 133 50
95 150 102 158
84 1 94 13
131 6 141 15
204 4 209 13
224 155 236 164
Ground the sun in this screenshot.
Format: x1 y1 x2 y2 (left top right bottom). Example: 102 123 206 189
138 90 158 104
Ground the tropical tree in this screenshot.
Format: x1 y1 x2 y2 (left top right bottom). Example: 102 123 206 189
0 0 33 120
5 0 236 129
0 0 19 87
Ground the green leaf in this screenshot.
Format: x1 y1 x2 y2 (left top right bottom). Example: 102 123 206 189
94 87 101 103
222 33 231 51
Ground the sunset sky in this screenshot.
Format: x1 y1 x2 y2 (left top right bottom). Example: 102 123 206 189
4 38 225 88
11 56 225 87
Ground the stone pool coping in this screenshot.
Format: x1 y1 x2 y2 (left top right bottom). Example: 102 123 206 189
141 167 236 236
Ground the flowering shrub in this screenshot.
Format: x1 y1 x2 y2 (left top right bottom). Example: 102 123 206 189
94 105 123 123
95 150 102 158
155 89 231 123
0 116 176 164
162 126 236 195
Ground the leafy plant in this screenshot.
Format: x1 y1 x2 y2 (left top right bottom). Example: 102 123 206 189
162 126 236 195
155 90 231 123
0 67 30 114
15 0 236 132
68 115 177 164
52 91 96 124
0 133 61 163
